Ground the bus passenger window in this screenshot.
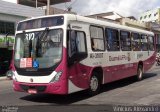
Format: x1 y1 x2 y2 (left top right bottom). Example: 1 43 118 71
148 36 154 51
141 35 148 51
105 28 119 51
120 31 131 51
90 26 105 51
91 39 97 50
132 33 141 51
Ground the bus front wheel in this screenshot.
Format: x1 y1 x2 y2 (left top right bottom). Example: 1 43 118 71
137 65 143 81
88 72 101 96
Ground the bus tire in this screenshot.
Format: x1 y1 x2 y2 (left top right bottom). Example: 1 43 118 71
137 65 143 81
88 72 101 96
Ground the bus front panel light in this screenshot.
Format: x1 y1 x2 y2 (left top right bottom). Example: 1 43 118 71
50 71 63 83
12 72 17 81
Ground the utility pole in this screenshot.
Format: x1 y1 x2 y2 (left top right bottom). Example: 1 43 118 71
47 0 50 15
36 0 37 8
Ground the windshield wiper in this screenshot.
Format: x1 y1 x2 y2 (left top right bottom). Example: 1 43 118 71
35 27 49 57
22 30 31 58
39 27 49 41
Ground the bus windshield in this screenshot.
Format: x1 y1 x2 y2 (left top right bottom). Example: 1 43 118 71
14 29 63 69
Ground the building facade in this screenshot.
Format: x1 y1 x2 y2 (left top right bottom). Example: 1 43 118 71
0 0 45 49
0 0 45 74
139 8 160 24
139 8 160 52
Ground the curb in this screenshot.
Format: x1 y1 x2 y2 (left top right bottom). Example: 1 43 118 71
0 76 8 81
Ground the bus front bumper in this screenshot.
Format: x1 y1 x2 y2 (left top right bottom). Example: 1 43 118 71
13 80 67 95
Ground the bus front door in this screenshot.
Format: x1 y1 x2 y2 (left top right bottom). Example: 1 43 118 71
67 29 88 92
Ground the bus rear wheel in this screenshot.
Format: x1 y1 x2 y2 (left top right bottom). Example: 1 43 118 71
137 65 143 81
88 72 101 96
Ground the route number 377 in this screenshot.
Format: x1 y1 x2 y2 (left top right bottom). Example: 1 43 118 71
25 33 35 40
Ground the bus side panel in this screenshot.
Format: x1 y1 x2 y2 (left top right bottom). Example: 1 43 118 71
103 52 156 84
103 63 137 83
143 52 156 72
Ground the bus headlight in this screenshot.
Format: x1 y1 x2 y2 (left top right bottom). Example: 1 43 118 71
50 71 62 83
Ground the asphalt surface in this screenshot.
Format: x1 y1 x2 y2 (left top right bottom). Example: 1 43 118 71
1 65 160 112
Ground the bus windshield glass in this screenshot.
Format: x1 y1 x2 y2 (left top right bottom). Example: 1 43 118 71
14 29 63 69
17 16 64 31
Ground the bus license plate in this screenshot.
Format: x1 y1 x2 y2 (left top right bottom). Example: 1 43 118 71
28 89 37 94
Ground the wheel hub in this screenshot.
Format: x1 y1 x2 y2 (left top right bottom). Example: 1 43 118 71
90 76 98 91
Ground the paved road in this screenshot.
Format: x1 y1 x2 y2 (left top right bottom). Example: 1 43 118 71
0 65 160 112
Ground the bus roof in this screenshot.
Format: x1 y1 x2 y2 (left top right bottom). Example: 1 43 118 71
18 14 154 35
74 15 154 35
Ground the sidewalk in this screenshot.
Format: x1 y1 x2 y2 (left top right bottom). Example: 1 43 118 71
0 76 8 81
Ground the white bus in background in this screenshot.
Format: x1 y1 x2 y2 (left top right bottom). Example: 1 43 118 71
12 14 156 95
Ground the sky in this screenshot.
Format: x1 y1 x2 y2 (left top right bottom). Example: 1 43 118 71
54 0 160 18
2 0 160 18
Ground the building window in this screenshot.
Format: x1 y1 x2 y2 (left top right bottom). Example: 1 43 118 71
154 12 158 17
90 26 105 51
105 28 120 51
120 31 131 51
0 21 15 35
144 15 147 19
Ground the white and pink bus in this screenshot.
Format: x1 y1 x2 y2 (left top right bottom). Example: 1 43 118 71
12 14 156 95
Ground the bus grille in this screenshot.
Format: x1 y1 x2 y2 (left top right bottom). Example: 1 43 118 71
20 84 46 92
